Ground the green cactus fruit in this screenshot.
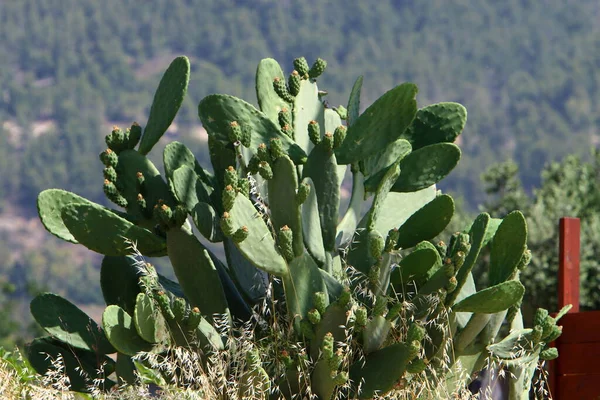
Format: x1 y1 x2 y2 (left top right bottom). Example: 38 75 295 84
308 120 321 145
280 349 293 369
237 178 250 198
270 137 286 160
172 205 188 228
518 248 532 270
156 203 173 227
186 306 202 331
128 122 142 149
452 251 466 271
224 166 238 187
446 276 458 293
337 287 352 308
222 185 236 211
314 291 328 315
103 179 128 207
293 57 310 77
406 359 427 374
333 125 347 148
281 123 293 138
258 160 273 180
534 308 549 327
308 58 327 79
103 166 117 182
435 240 447 258
532 325 543 344
369 230 385 259
257 142 270 161
322 332 334 359
368 264 381 288
541 315 555 338
355 306 368 327
407 322 426 342
232 226 249 243
544 325 562 343
154 290 175 320
300 318 315 340
241 125 252 147
407 340 421 360
540 347 559 361
278 225 294 261
385 228 399 252
228 121 242 143
100 148 118 168
273 76 294 103
308 308 321 325
248 154 260 175
329 348 344 371
278 107 292 128
373 296 387 317
136 194 147 211
331 371 348 386
386 302 403 321
172 297 187 322
296 181 310 204
135 171 145 191
288 70 301 96
322 132 334 151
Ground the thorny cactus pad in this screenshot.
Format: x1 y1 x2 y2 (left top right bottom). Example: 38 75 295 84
28 55 567 399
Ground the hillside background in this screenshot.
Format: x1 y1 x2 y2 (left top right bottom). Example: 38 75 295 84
1 0 599 346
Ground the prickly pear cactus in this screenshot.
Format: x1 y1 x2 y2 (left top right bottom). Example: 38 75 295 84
27 55 566 399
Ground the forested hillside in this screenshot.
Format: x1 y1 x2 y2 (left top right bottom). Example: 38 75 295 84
1 0 599 344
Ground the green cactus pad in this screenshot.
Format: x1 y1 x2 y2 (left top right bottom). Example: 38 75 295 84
350 342 411 399
191 202 223 242
101 256 142 315
335 83 418 164
301 177 327 266
347 75 364 127
303 134 341 252
489 211 527 285
406 102 467 150
134 293 169 344
255 58 288 124
391 143 461 192
487 328 536 361
223 239 268 303
163 141 215 192
268 155 303 256
367 159 402 231
171 165 201 211
198 94 307 164
30 293 115 354
283 253 328 329
293 80 326 154
37 189 132 244
363 315 392 354
61 203 166 256
361 138 412 187
395 194 455 249
335 169 365 248
138 56 190 155
311 304 348 361
166 227 229 320
324 108 349 179
115 353 137 385
453 281 525 313
392 247 440 287
26 337 116 392
102 305 153 356
227 192 288 276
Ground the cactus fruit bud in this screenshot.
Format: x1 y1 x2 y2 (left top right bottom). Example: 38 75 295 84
385 228 399 252
333 125 347 148
238 178 250 198
223 185 236 211
248 154 261 175
232 226 249 243
337 287 352 308
278 107 292 128
103 179 128 207
335 105 348 120
241 125 252 147
186 307 202 330
407 359 427 374
407 322 426 342
99 148 118 168
355 306 367 327
137 193 147 210
368 231 385 259
220 212 235 237
281 123 293 138
155 291 175 320
446 276 458 293
452 251 466 272
407 340 421 361
128 122 142 149
518 248 532 270
308 58 327 79
532 325 544 344
386 302 403 321
278 225 294 261
224 166 238 187
435 240 447 258
544 325 562 343
331 371 348 386
329 348 344 371
540 347 559 361
300 319 315 340
308 120 321 145
157 204 173 226
273 77 294 103
280 350 293 369
313 292 328 315
534 308 549 327
296 182 310 204
269 138 286 160
368 263 380 288
257 143 269 161
288 70 301 96
228 121 242 143
101 166 117 183
307 308 321 325
322 332 334 360
173 297 187 322
172 205 188 228
322 132 334 151
258 161 273 180
293 57 310 77
541 315 555 339
373 296 387 317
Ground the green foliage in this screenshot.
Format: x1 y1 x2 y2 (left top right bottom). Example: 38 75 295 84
24 55 565 399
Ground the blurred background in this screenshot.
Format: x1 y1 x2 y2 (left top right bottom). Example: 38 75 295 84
1 0 600 349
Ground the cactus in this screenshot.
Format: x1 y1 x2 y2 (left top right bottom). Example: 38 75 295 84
26 55 566 399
